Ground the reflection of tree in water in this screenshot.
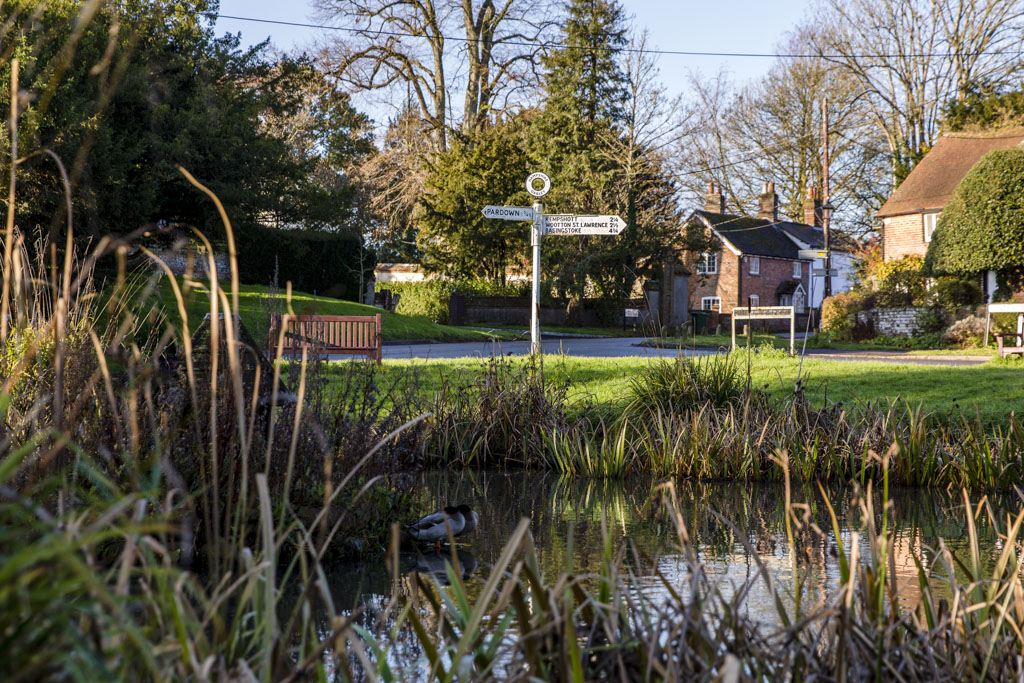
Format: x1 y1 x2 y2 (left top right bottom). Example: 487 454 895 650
301 471 1011 675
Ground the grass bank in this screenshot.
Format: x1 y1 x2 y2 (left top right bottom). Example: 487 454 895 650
364 351 1021 423
155 276 519 343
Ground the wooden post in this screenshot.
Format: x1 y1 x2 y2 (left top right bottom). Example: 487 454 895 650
984 303 990 348
790 307 796 356
731 311 737 351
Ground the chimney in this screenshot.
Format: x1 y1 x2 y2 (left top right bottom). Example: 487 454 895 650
757 181 778 221
803 185 822 227
704 181 725 213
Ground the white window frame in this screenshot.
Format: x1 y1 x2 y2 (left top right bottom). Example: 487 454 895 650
792 261 802 279
749 256 760 275
701 297 721 312
923 211 940 242
696 252 718 275
748 294 760 307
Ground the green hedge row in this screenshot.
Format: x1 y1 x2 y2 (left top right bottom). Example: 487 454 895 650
235 225 374 301
377 278 529 323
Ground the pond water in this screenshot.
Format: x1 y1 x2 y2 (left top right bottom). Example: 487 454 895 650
316 470 1014 676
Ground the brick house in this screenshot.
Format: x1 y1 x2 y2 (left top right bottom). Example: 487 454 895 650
878 128 1024 298
687 183 812 319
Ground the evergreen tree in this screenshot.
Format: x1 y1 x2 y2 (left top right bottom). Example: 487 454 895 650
924 148 1024 294
417 119 531 281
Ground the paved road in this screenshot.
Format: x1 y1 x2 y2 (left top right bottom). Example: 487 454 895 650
380 336 701 359
367 337 989 366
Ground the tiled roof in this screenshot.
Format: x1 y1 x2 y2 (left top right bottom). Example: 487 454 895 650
877 128 1024 217
694 211 807 260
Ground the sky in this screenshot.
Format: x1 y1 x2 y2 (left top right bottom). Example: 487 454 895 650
215 0 813 128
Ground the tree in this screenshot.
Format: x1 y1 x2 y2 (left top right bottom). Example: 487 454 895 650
529 0 629 298
681 30 891 238
416 119 530 280
807 0 1024 185
315 0 556 149
0 0 372 248
944 82 1024 132
924 148 1024 292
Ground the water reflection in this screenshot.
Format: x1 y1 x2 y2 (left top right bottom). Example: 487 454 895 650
316 471 1012 678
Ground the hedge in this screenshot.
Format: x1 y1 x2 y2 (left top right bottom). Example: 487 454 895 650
234 224 374 301
376 278 530 323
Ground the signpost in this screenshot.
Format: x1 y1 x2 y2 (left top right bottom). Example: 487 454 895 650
481 173 626 354
812 268 838 277
732 305 796 356
543 214 626 235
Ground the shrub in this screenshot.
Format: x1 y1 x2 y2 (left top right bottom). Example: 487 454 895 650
873 255 928 306
235 224 374 300
929 278 983 310
821 292 870 340
378 278 531 323
942 315 988 348
915 307 948 334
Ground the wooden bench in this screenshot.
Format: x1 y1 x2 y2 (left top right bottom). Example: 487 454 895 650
269 314 382 364
984 304 1024 359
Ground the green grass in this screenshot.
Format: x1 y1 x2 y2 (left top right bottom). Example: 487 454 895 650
653 333 999 356
356 352 1023 423
155 277 519 343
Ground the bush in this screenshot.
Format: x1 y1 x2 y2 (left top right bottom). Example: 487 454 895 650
870 333 947 349
378 278 531 324
929 278 983 310
915 307 948 334
942 315 988 348
821 292 871 341
235 225 374 301
874 255 928 306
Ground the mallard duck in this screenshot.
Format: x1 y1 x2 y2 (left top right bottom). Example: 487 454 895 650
455 504 478 537
406 506 465 550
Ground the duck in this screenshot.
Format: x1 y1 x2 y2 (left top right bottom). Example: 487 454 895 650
455 504 478 537
406 506 465 550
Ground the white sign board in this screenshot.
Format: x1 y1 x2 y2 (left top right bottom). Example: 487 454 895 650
543 214 626 235
732 306 794 320
482 205 535 221
731 305 797 355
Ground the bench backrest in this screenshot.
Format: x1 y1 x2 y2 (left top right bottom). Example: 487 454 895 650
269 314 382 360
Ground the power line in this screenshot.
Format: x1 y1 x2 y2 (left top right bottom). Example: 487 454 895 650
208 12 1016 60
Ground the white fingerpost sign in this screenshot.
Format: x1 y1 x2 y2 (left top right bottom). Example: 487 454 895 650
481 173 625 355
543 214 626 235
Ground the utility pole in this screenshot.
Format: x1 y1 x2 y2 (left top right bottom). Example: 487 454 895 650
821 97 832 299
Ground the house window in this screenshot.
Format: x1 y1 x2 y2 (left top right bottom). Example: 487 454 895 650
701 297 721 312
792 261 802 279
697 252 718 274
748 295 760 307
749 256 760 275
923 211 940 242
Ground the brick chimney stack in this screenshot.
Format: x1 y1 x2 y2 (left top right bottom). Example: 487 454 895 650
803 185 823 227
757 181 778 222
704 181 725 213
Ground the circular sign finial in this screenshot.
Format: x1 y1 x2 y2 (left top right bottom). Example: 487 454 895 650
526 172 551 198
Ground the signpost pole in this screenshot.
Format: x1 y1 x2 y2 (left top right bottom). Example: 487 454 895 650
731 312 736 351
531 200 542 355
790 307 795 356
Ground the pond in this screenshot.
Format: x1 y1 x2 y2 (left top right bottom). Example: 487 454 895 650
302 470 1018 679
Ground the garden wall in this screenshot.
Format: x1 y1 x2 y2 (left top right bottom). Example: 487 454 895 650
149 246 231 279
449 294 653 328
856 307 920 336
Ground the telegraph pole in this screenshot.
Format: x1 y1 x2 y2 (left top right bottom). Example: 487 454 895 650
822 97 832 299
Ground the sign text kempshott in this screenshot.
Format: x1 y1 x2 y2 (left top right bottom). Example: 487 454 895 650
543 214 626 235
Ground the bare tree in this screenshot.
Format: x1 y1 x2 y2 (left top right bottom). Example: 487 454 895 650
316 0 556 149
679 33 890 238
807 0 1024 184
